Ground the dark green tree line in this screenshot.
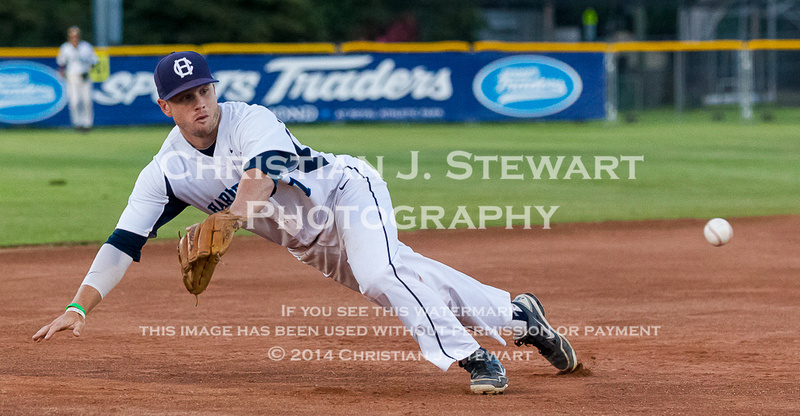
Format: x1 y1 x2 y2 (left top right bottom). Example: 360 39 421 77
0 0 480 47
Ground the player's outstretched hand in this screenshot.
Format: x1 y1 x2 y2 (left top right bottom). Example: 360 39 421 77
32 311 85 342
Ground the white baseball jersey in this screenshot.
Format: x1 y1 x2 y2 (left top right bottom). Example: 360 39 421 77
84 101 512 371
57 41 98 76
115 101 354 250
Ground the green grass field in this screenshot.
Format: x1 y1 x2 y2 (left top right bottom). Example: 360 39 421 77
1 116 798 246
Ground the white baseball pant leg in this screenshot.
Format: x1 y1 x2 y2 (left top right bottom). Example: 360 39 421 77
396 244 512 345
67 74 93 128
334 166 511 371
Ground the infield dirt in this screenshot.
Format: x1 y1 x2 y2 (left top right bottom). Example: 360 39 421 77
3 216 798 415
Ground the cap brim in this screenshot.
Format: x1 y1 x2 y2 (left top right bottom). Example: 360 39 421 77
162 78 219 101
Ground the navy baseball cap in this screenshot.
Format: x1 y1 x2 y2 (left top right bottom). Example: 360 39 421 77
154 51 218 100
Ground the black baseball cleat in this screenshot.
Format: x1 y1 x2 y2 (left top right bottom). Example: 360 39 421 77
512 293 579 373
459 348 508 394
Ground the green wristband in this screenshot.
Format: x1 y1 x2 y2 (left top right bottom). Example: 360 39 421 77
66 303 87 316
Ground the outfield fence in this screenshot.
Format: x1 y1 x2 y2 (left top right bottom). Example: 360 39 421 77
1 40 798 126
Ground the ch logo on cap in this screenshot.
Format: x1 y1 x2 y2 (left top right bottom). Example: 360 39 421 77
173 57 194 78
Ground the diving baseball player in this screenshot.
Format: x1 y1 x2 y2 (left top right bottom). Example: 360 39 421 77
56 26 98 132
33 51 579 394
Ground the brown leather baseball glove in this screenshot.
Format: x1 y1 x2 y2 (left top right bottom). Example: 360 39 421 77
178 210 242 297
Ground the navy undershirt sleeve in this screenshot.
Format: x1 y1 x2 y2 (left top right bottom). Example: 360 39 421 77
243 150 296 179
244 150 298 196
105 229 148 262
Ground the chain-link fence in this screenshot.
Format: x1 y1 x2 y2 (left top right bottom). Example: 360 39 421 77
607 40 800 122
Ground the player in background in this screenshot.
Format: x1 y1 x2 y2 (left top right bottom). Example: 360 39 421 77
33 51 579 394
57 26 98 132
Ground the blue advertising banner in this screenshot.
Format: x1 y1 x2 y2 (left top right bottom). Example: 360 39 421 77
208 52 605 123
471 52 605 121
208 52 470 123
0 55 171 127
0 50 605 127
0 59 69 126
91 55 172 125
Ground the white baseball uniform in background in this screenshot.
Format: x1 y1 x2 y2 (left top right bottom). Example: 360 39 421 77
82 101 513 370
57 40 98 129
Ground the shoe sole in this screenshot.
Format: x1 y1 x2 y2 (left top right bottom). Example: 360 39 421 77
516 293 579 373
470 382 508 394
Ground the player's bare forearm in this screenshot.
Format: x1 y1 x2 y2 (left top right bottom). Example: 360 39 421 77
32 285 102 342
228 168 274 220
71 284 103 313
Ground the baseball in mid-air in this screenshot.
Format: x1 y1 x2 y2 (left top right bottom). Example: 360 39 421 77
704 218 733 246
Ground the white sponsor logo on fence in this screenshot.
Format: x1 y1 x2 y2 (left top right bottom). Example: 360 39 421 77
263 56 452 105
